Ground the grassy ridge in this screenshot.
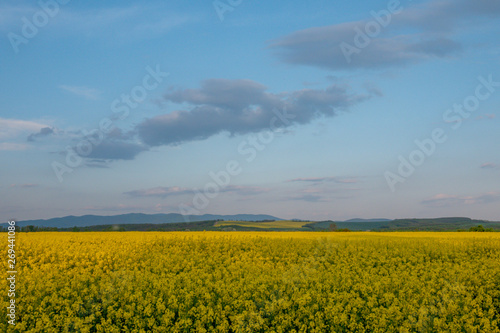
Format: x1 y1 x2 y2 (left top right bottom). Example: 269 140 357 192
214 220 311 230
308 217 500 231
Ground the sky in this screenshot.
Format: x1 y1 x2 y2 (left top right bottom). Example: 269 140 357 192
1 0 499 221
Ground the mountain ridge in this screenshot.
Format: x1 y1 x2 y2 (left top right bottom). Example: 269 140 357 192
6 213 282 228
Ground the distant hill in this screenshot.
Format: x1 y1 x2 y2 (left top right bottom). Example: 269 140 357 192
309 217 500 231
7 213 282 228
378 217 500 231
4 215 499 232
59 220 314 232
343 218 392 223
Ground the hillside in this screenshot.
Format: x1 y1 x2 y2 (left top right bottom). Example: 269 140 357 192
4 215 499 232
6 213 282 228
343 218 392 223
60 220 218 232
214 220 312 230
308 217 500 231
378 217 500 231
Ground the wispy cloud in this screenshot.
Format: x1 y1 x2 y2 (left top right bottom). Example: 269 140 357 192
124 185 269 199
61 5 191 39
5 4 191 38
287 177 358 184
222 185 270 196
269 0 499 71
476 114 496 120
285 186 357 203
363 82 384 97
290 194 328 203
481 163 500 170
422 192 500 207
0 118 48 140
59 85 102 100
125 186 192 199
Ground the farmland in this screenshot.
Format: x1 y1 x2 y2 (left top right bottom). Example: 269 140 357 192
214 220 312 230
2 232 500 332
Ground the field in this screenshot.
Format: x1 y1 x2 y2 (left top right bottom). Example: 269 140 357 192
214 220 311 230
3 232 500 332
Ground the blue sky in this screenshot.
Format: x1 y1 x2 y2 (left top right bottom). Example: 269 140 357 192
1 0 499 221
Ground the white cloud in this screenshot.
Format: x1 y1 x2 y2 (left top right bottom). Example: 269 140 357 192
136 78 367 147
270 0 499 71
422 192 500 207
59 85 101 100
3 3 191 40
0 118 48 140
287 177 358 184
124 185 269 199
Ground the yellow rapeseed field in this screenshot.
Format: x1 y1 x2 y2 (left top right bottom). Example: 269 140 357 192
2 232 500 332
